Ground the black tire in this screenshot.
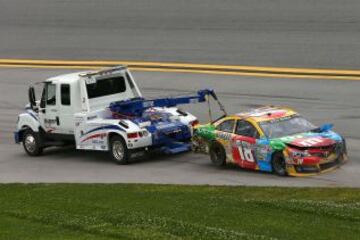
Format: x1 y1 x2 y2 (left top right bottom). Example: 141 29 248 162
209 141 226 167
109 135 129 165
272 152 287 176
342 137 347 155
22 129 43 156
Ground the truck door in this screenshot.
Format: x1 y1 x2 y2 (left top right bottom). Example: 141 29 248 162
58 84 74 134
39 82 60 133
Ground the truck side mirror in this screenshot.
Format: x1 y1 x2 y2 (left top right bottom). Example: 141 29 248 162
28 86 37 111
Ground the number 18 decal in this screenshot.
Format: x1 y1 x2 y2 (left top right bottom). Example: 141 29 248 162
238 142 255 162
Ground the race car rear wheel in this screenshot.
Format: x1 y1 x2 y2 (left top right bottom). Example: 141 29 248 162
209 141 226 167
272 152 287 176
110 135 129 165
23 129 43 156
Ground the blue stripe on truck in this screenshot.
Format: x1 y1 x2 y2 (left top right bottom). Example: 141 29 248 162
84 125 125 136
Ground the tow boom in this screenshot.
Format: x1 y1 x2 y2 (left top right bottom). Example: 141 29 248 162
109 89 226 118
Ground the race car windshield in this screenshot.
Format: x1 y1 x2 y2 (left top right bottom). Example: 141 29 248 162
260 116 316 139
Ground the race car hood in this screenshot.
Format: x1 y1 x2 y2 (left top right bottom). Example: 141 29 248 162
286 136 335 148
272 131 342 149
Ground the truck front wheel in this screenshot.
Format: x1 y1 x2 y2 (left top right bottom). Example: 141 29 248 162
109 135 129 165
23 129 43 156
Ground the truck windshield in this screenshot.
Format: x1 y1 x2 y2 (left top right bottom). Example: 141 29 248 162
86 76 126 99
259 116 316 139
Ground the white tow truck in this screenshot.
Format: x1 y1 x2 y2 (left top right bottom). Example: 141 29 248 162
15 66 225 164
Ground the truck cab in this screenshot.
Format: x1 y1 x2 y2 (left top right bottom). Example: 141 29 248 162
37 66 141 136
15 66 199 164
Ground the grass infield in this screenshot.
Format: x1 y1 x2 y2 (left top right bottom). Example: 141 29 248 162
0 184 359 240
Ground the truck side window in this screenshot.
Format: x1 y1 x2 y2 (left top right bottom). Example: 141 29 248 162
40 85 46 108
61 84 71 105
235 120 260 138
46 84 57 105
86 76 126 99
216 119 235 133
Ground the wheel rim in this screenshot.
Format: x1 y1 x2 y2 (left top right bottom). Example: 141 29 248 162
215 148 222 160
112 141 124 161
211 147 222 163
24 134 36 153
274 157 286 174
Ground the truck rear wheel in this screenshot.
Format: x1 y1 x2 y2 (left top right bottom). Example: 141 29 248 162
110 135 129 165
23 129 43 156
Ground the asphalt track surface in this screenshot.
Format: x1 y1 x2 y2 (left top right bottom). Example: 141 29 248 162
1 0 360 69
0 0 359 186
0 68 359 186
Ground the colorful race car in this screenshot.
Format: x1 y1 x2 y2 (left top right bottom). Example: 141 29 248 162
192 106 348 176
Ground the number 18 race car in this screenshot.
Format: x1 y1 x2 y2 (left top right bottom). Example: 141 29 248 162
192 106 348 176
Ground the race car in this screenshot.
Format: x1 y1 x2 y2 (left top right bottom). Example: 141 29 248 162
192 106 348 176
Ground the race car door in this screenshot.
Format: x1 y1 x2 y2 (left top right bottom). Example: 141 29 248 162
232 120 260 170
214 119 236 159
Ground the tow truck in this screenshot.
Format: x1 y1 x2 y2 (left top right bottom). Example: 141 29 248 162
15 66 225 164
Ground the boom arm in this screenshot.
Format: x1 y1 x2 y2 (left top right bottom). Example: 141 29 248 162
109 89 226 117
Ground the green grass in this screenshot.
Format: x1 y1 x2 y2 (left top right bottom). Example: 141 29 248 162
0 184 359 240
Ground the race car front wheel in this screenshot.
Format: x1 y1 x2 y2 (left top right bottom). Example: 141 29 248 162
23 129 43 156
272 152 287 176
209 141 226 167
110 135 129 165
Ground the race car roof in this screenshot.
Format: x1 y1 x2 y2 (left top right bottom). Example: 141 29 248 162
234 106 297 122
